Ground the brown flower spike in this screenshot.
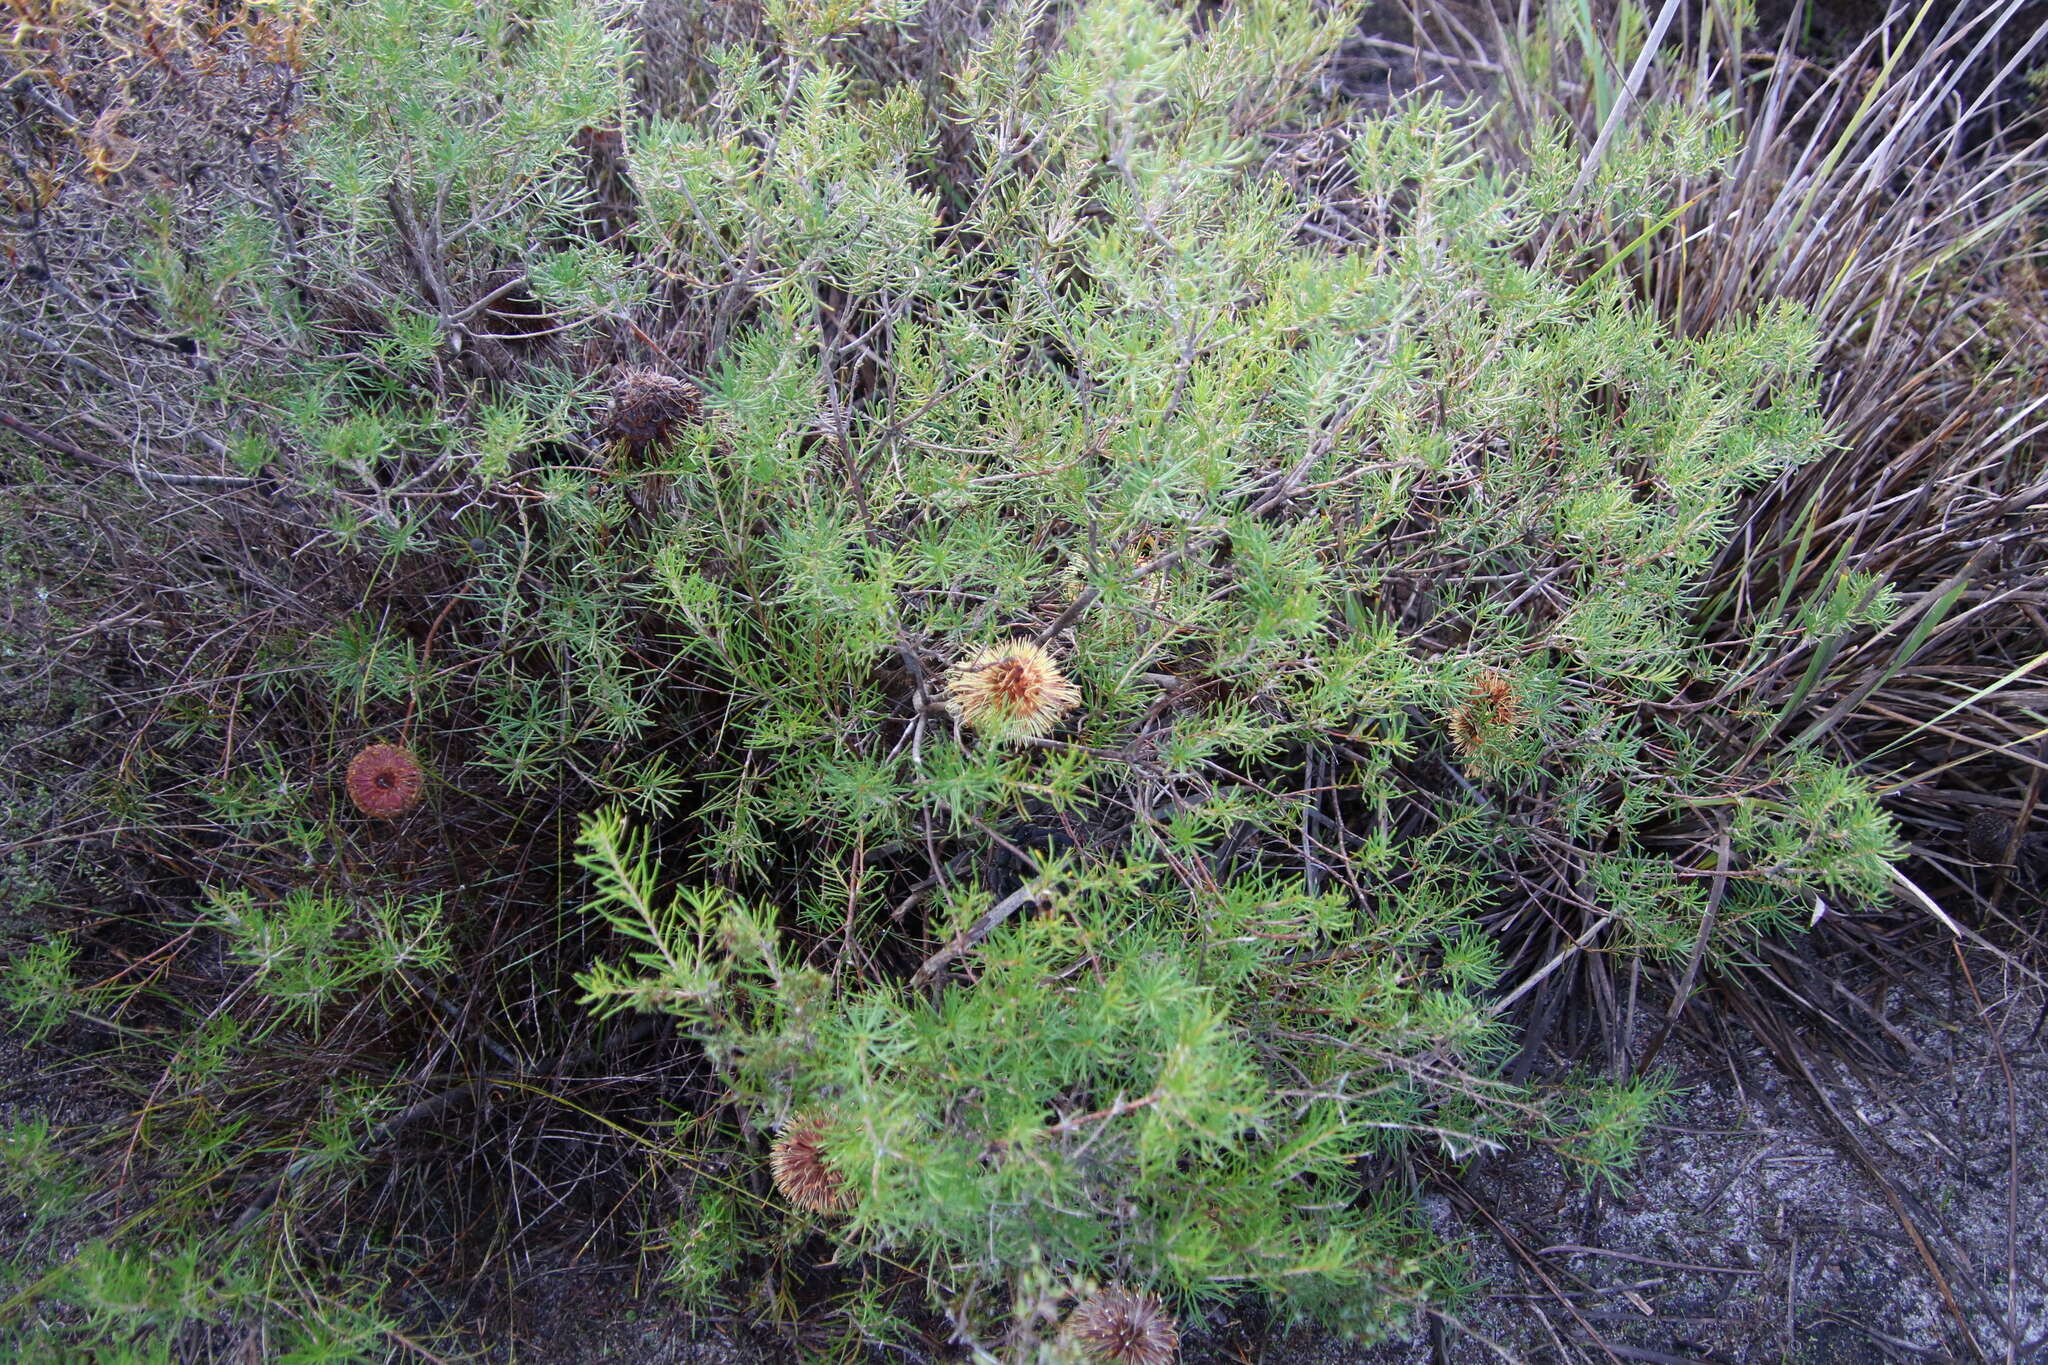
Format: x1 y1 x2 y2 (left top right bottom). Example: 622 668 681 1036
345 743 425 819
1063 1285 1179 1365
603 369 702 449
770 1113 851 1214
946 640 1080 742
1447 667 1524 758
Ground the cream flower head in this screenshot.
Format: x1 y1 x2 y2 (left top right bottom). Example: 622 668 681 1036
945 639 1080 743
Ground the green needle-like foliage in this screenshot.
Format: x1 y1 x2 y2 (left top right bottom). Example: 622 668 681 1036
1 0 1950 1355
549 0 1911 1346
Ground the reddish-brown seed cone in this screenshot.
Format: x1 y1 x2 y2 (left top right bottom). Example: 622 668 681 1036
945 640 1081 742
770 1113 851 1214
1063 1285 1179 1365
604 369 702 448
345 743 425 819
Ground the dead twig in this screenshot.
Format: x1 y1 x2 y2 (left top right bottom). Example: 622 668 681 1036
910 880 1049 988
0 410 256 488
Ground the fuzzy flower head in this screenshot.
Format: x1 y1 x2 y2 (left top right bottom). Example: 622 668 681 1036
344 743 425 819
1063 1285 1179 1365
1447 667 1525 759
770 1113 851 1214
946 640 1080 743
603 369 702 449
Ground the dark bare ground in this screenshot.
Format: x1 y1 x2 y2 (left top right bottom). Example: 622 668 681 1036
1245 950 2047 1365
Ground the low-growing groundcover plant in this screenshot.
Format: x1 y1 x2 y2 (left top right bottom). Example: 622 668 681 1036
0 0 1945 1358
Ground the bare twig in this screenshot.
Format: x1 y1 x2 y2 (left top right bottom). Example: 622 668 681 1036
910 880 1049 988
0 409 256 488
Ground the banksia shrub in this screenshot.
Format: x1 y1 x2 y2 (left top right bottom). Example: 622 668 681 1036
555 0 1933 1322
561 0 1921 1343
343 743 425 819
3 0 1917 1351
